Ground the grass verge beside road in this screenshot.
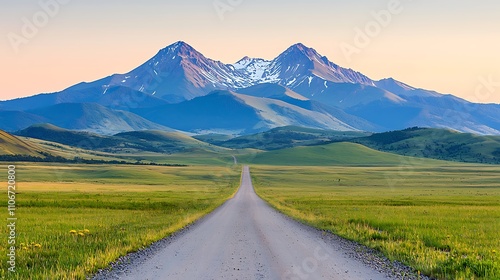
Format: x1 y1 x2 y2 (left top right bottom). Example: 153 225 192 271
0 164 239 279
252 165 500 280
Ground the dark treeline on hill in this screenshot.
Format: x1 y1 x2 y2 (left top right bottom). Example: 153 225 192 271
0 152 187 166
208 126 500 165
356 127 420 145
207 126 368 150
349 127 500 164
3 123 500 165
15 124 220 154
15 124 163 153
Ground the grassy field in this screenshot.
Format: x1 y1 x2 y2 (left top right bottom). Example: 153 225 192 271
0 163 240 279
240 142 450 166
251 165 500 280
125 148 254 166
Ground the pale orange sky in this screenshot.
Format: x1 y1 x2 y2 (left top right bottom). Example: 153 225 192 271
1 0 499 103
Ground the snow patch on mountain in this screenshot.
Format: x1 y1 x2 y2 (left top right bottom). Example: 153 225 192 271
106 41 380 97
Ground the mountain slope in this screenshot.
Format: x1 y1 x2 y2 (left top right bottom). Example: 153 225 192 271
88 41 257 101
26 103 170 134
235 92 356 131
265 43 375 88
236 83 308 101
134 90 261 134
0 85 170 112
134 90 356 134
1 41 499 135
375 78 441 98
0 111 49 132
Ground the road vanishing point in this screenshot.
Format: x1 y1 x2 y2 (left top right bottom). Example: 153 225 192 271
101 166 392 280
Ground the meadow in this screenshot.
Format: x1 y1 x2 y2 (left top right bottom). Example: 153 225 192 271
251 165 500 280
0 163 240 279
1 139 499 280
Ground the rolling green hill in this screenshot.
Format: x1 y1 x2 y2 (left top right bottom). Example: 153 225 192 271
114 130 229 154
0 129 43 156
16 124 120 149
1 127 136 163
351 127 500 164
218 126 369 150
242 142 443 166
11 124 500 166
193 133 235 144
16 124 227 154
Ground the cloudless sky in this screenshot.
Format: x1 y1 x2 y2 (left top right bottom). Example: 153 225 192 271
1 0 499 103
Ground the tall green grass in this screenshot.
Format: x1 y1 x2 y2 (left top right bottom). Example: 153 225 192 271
252 165 500 280
0 164 239 279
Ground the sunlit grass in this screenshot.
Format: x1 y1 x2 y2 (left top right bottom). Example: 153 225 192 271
0 164 239 280
252 165 500 280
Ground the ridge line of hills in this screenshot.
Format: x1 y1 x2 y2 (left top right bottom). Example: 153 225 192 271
2 124 499 165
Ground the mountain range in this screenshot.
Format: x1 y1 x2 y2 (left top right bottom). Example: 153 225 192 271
2 41 499 135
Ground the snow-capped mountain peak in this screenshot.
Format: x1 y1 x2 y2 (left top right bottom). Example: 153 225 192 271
231 57 272 83
3 41 500 136
377 78 415 91
103 42 381 100
285 43 321 58
233 56 254 70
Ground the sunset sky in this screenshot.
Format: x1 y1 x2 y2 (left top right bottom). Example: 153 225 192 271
1 0 499 103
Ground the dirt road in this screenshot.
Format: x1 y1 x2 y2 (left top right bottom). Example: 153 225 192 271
97 166 394 279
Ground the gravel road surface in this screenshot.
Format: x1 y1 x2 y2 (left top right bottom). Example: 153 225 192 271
94 166 423 280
